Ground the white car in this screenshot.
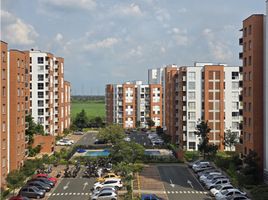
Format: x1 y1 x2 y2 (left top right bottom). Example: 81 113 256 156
93 179 123 191
192 161 210 169
206 178 230 190
124 137 131 142
200 172 222 183
210 184 234 197
91 191 117 200
204 175 227 186
62 138 74 144
56 139 72 146
215 188 247 200
91 187 117 196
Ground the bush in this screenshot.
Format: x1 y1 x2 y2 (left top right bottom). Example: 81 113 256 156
184 151 199 162
250 185 268 200
0 188 10 199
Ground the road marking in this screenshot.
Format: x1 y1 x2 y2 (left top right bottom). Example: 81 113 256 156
69 193 72 195
169 179 175 188
63 181 70 190
187 179 194 189
65 193 68 195
165 190 208 195
77 193 80 195
83 181 89 190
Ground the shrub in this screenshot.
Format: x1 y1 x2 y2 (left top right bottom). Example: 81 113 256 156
184 151 199 162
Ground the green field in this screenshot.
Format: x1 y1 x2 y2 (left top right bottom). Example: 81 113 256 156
71 101 105 119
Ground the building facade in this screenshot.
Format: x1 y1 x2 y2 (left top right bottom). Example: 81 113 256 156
105 81 162 129
29 50 70 136
239 14 265 176
0 41 8 188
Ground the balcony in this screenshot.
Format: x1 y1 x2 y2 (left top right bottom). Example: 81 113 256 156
183 96 186 101
183 76 186 81
183 86 186 91
183 106 186 111
239 38 243 45
239 52 243 59
183 126 186 131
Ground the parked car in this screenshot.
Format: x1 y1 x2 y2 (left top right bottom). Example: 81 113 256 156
73 131 84 135
193 165 214 173
28 178 55 188
33 174 57 183
215 189 247 200
210 184 234 197
9 196 30 200
141 194 163 200
226 194 251 200
206 178 230 190
56 139 72 146
91 191 118 200
19 186 45 199
91 187 117 196
204 175 228 186
93 179 123 191
124 137 131 142
200 172 222 182
97 173 121 182
188 159 202 168
197 169 220 177
192 161 210 169
26 181 51 192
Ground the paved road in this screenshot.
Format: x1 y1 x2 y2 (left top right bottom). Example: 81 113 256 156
129 132 151 146
76 132 97 146
47 166 95 200
158 164 211 200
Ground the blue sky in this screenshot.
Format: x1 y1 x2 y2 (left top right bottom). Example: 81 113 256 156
1 0 266 95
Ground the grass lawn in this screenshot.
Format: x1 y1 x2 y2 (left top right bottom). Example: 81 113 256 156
71 101 105 119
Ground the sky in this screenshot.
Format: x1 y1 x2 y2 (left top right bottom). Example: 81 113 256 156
0 0 266 95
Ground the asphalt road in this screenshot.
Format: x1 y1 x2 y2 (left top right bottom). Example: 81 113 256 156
47 166 95 200
157 164 211 200
128 132 151 146
76 132 98 146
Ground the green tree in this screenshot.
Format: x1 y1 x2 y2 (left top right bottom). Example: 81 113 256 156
146 118 155 129
223 129 238 151
25 115 44 144
98 124 125 144
238 150 260 185
73 109 89 130
135 120 141 128
195 120 211 159
6 170 25 194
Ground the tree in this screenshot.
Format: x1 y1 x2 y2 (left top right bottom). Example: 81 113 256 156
25 115 44 144
146 118 155 129
6 170 25 194
135 120 141 128
195 120 216 159
223 129 238 151
98 124 125 144
73 109 89 130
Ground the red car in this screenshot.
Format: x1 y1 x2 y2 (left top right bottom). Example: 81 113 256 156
9 196 30 200
33 173 57 184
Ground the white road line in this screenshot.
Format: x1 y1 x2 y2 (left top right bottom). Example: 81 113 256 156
175 191 178 194
61 193 64 195
73 193 76 195
179 191 182 194
65 193 68 195
81 193 84 195
77 193 80 195
69 193 72 195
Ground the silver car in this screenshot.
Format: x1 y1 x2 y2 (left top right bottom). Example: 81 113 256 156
91 191 117 200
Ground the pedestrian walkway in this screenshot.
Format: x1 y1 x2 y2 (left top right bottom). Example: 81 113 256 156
47 192 91 196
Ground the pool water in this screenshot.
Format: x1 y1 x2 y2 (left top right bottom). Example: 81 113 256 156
85 149 110 157
144 150 161 156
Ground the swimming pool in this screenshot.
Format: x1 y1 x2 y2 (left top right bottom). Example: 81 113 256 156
85 149 110 157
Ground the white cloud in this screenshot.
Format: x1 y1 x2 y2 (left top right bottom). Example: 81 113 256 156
115 3 143 16
1 10 38 45
55 33 63 42
84 37 119 50
169 28 189 46
155 8 170 23
40 0 96 10
128 45 143 57
202 28 233 61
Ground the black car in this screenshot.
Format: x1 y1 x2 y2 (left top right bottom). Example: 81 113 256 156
26 181 51 192
19 186 45 199
28 178 55 188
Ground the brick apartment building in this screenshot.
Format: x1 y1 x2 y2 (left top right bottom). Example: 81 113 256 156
149 63 242 151
105 81 162 129
239 14 265 178
0 41 71 188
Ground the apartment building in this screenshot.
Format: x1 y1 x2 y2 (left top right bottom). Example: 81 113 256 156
265 0 268 183
29 50 70 136
239 14 265 176
105 81 162 129
149 63 242 151
0 41 8 188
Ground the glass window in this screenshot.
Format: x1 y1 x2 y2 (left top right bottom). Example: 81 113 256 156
188 92 195 100
188 112 196 120
38 74 44 81
188 72 196 81
188 82 195 90
188 102 196 110
232 82 239 90
37 57 44 64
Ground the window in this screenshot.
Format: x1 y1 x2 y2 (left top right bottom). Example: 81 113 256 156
232 92 239 100
38 92 44 98
2 87 6 97
248 87 252 96
38 74 44 81
2 51 6 62
248 25 252 35
232 122 239 129
188 72 196 81
248 102 252 112
38 65 44 72
232 82 239 90
189 122 196 129
249 40 252 50
30 57 32 64
244 27 247 37
232 102 239 110
189 142 196 150
17 59 20 68
232 112 240 120
2 104 6 114
232 72 239 80
249 56 252 66
17 88 20 96
244 57 247 66
38 100 44 107
188 112 196 120
17 103 20 111
188 82 195 90
37 57 44 64
2 122 6 132
38 83 44 90
188 102 196 110
38 109 44 115
188 92 195 100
